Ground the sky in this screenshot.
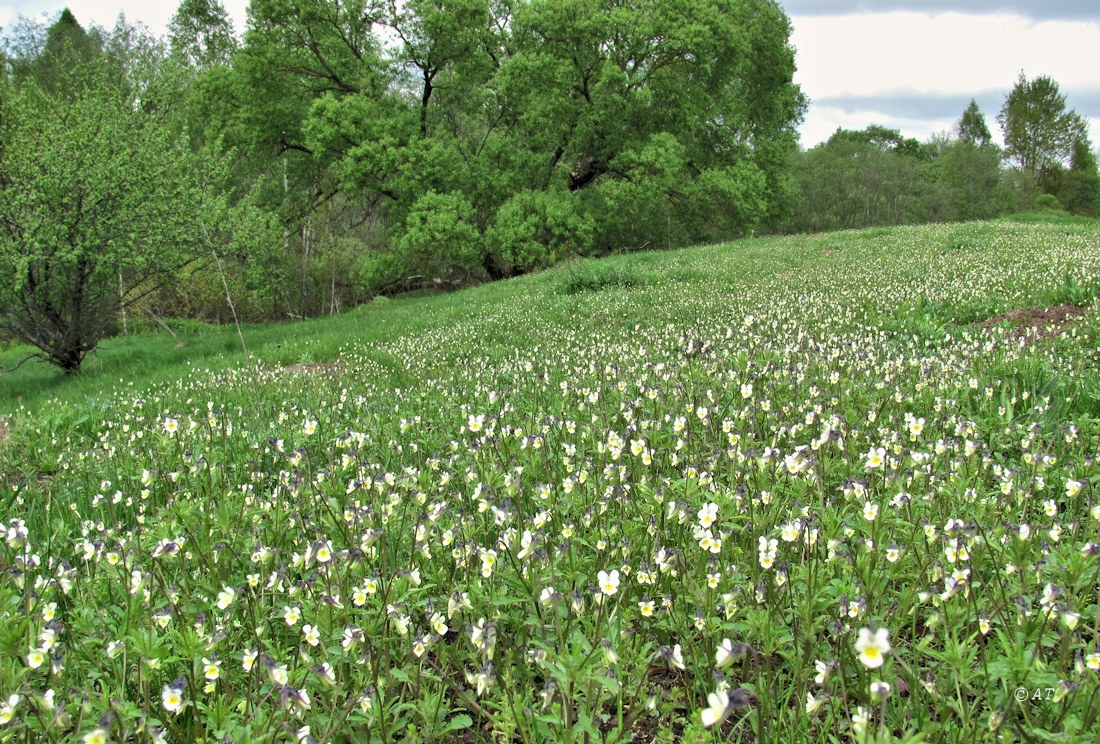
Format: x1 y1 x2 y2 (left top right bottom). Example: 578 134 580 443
1 0 1098 150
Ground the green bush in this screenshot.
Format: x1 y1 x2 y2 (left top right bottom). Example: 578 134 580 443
395 191 485 281
1035 193 1063 211
487 190 593 275
560 259 654 294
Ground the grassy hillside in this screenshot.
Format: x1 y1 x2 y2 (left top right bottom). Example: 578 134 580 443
2 219 1100 742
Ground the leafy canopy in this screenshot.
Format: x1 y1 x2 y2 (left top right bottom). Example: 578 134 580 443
0 14 256 372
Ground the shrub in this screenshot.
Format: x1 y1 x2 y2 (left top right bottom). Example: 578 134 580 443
487 190 593 275
1035 193 1063 211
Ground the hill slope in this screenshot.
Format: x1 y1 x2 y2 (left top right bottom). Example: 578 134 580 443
2 219 1100 742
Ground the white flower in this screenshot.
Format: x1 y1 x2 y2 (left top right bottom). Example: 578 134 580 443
202 658 221 681
701 689 730 728
598 570 620 596
269 663 289 686
664 644 685 670
27 649 46 669
431 612 448 636
865 447 885 469
697 503 719 528
216 586 236 610
852 706 870 735
0 694 18 726
303 624 321 647
780 520 801 542
862 501 879 522
82 729 109 744
715 638 737 668
855 627 891 669
162 684 184 714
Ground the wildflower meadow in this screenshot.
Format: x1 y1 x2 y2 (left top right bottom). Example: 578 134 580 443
3 219 1100 742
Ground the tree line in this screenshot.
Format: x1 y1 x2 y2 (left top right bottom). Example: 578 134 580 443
0 2 1096 373
780 78 1098 234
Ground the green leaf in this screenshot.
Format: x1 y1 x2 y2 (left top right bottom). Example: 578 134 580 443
446 714 473 732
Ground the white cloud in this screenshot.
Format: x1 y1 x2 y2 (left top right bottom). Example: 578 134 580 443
792 12 1100 98
792 11 1100 146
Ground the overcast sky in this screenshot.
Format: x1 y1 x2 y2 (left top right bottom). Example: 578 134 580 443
1 0 1098 150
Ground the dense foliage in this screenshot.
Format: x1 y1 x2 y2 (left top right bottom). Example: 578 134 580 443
0 14 272 372
780 85 1099 235
3 220 1100 742
0 1 810 361
1 3 1098 367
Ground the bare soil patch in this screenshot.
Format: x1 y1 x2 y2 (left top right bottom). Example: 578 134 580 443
982 304 1089 340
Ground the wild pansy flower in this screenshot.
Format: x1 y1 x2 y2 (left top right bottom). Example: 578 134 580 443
162 681 185 714
216 585 235 610
865 447 886 469
862 502 879 522
855 626 891 669
82 729 108 744
302 624 321 647
660 644 685 670
716 639 747 668
598 569 620 596
284 605 302 626
0 695 18 726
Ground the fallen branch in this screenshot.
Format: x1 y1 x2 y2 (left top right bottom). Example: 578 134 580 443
0 353 44 374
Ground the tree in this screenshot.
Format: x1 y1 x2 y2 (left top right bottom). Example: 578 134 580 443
957 99 992 147
930 101 1013 220
214 0 392 313
7 9 102 95
1058 139 1100 216
0 48 242 372
937 140 1014 221
169 0 237 69
304 0 804 280
782 126 935 232
998 73 1088 181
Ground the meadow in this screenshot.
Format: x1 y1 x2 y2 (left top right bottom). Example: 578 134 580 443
2 218 1100 743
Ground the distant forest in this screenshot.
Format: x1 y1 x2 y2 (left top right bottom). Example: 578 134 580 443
1 1 1097 360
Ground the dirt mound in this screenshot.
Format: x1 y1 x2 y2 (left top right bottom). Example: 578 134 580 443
982 304 1089 340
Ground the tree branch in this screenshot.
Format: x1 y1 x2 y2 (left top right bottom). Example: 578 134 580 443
0 352 46 374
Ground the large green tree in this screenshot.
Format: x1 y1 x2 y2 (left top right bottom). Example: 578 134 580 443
300 0 804 285
934 102 1013 221
169 0 237 69
997 73 1088 182
0 27 251 372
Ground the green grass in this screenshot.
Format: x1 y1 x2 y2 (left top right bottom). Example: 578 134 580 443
2 217 1100 743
